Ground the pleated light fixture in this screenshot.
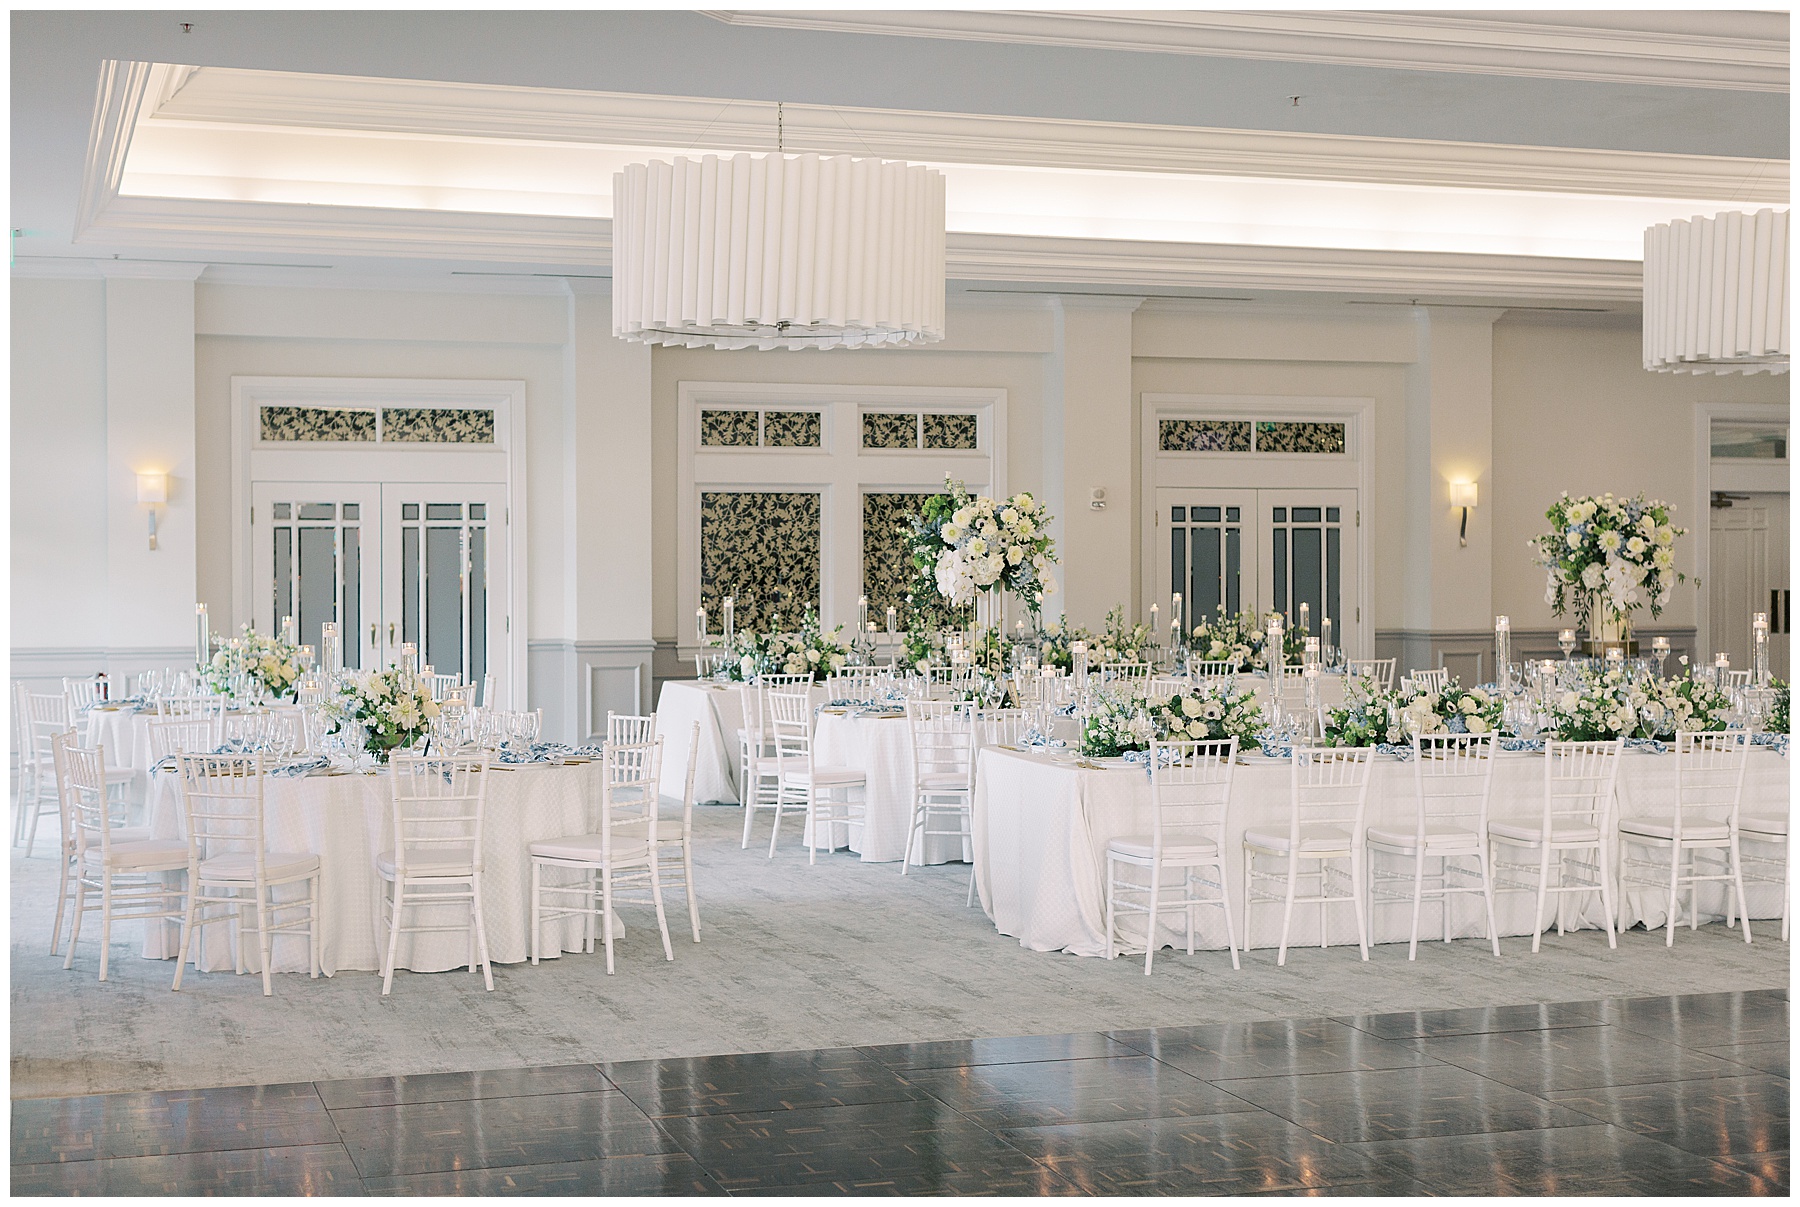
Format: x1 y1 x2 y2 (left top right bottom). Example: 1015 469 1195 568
611 153 946 350
1643 208 1789 375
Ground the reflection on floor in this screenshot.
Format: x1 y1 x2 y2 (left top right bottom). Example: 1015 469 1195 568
12 989 1788 1195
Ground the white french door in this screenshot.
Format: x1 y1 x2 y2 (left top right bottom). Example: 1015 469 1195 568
1156 487 1360 651
253 482 509 699
1710 492 1789 678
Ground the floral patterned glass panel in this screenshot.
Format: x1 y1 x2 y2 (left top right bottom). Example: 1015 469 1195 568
862 493 927 622
862 412 919 449
761 410 822 448
700 410 760 447
1158 419 1251 453
922 413 979 450
382 408 496 444
259 405 376 443
700 491 821 634
1254 421 1346 454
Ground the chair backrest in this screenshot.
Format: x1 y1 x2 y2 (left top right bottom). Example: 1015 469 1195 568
422 673 462 702
1409 667 1450 693
906 698 975 790
1145 676 1185 702
1411 732 1496 837
1541 739 1622 831
387 753 490 875
1346 658 1396 694
26 692 73 762
1148 738 1237 856
766 690 816 776
62 738 126 863
602 738 663 855
14 681 35 769
675 721 702 841
1190 659 1238 681
177 752 269 871
160 693 226 720
64 677 102 712
443 684 477 709
975 706 1034 749
759 673 813 690
148 715 222 761
1102 662 1152 682
1725 669 1753 689
607 711 656 746
1672 730 1750 831
1287 745 1376 838
927 665 973 687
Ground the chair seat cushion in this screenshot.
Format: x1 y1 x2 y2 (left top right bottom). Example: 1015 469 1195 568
1489 819 1600 845
780 767 865 788
917 771 970 791
526 833 652 863
374 847 473 878
1618 815 1733 842
197 850 319 880
1367 822 1482 851
1108 834 1220 863
81 838 189 871
1244 824 1354 854
1738 813 1788 837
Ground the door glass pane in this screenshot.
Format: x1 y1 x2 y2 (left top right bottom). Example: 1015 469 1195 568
272 503 291 519
1326 507 1339 522
1293 507 1322 523
1272 527 1287 618
297 527 336 652
469 526 487 690
426 503 462 521
1194 526 1221 619
1196 506 1221 523
402 503 419 521
1292 527 1323 632
1326 527 1341 639
343 504 359 520
425 526 465 677
1226 507 1239 521
1272 508 1286 522
298 503 334 521
470 504 486 520
1170 506 1185 523
1225 525 1241 614
272 526 293 626
1170 526 1187 619
342 526 362 671
402 525 420 647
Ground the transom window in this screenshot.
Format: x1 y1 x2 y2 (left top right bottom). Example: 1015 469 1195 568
1159 418 1347 455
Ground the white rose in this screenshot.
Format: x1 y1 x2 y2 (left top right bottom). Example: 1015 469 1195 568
1007 545 1024 565
1000 508 1019 525
1460 696 1479 713
1467 716 1489 734
1560 691 1581 711
952 507 973 529
807 649 821 662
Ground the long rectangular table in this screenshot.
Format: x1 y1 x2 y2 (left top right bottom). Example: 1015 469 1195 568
972 745 1789 958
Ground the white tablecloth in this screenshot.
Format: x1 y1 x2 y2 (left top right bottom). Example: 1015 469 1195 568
654 680 830 806
82 707 155 797
973 746 1789 958
141 763 607 975
812 712 962 864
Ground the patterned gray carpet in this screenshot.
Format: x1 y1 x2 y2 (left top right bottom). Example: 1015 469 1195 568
11 805 1788 1098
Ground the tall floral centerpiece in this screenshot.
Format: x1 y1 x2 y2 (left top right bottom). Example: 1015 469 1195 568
317 667 440 762
1531 492 1685 654
204 624 302 701
908 477 1058 673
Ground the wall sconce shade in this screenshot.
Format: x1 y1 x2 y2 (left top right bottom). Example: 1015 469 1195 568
1450 481 1478 547
136 472 168 504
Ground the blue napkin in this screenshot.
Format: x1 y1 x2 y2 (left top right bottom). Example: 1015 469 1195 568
1373 743 1415 761
270 756 330 778
1751 732 1790 756
1500 737 1545 753
1624 737 1669 754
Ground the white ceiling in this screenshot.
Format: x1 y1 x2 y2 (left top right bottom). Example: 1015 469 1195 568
11 10 1790 308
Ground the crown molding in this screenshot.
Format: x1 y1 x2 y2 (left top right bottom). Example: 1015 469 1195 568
143 64 1787 204
703 10 1789 93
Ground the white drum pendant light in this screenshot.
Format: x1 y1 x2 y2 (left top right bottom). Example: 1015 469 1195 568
612 153 946 350
1643 208 1789 375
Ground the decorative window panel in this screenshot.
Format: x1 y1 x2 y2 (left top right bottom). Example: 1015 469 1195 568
1255 421 1346 455
259 405 375 443
700 491 820 634
700 409 760 447
923 413 978 450
761 410 821 448
382 407 496 444
862 493 926 621
863 412 919 449
1159 419 1251 453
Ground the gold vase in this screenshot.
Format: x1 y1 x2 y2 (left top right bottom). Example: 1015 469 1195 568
1583 591 1639 657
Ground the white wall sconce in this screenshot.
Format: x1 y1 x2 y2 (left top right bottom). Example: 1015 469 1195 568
136 471 168 550
1449 480 1478 547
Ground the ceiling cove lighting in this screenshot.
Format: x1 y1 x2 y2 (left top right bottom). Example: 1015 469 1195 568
611 153 946 350
1643 208 1789 375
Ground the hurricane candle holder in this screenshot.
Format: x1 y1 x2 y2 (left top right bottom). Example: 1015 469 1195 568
1651 635 1671 678
1753 613 1770 686
320 622 339 677
722 597 734 646
1558 629 1577 660
195 603 211 672
1494 615 1512 693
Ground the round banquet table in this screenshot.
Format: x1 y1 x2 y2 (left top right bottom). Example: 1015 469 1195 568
139 761 614 976
655 680 829 806
972 744 1789 958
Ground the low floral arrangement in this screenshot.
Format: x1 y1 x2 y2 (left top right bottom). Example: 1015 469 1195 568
1188 610 1308 672
1036 617 1089 672
1148 681 1266 749
1546 667 1642 741
204 624 302 701
717 609 849 683
1080 687 1157 758
909 477 1059 612
1320 687 1408 748
1396 680 1503 737
901 627 947 675
318 667 440 762
1770 678 1789 735
1531 491 1685 626
1091 605 1153 665
1634 673 1732 740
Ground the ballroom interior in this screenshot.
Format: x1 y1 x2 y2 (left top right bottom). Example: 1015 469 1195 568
9 9 1792 1198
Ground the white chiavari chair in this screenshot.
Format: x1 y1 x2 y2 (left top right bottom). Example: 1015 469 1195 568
1618 730 1753 946
378 753 492 994
1489 739 1622 953
653 723 704 943
59 739 187 980
1102 662 1152 684
1733 810 1789 942
607 711 657 746
1244 745 1377 966
975 707 1035 751
927 665 974 698
738 682 781 850
1345 659 1396 694
172 752 321 995
1408 667 1451 694
50 732 153 956
1189 659 1238 683
147 716 222 764
422 673 462 702
904 699 976 899
529 739 672 973
20 693 129 854
1146 676 1186 703
768 689 866 864
1367 733 1501 961
1108 738 1240 973
159 693 226 721
64 677 103 713
15 681 47 846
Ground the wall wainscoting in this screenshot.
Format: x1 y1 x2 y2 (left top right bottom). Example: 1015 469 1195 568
1375 626 1699 683
11 646 198 697
527 639 655 745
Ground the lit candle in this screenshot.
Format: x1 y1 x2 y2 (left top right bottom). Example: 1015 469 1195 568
1321 616 1332 653
723 596 734 644
1298 603 1309 635
886 605 897 636
421 663 433 681
280 614 296 646
1171 593 1182 643
297 644 314 670
1150 603 1159 636
696 606 707 644
1304 636 1320 666
195 603 210 670
1495 615 1510 632
1753 612 1771 686
320 622 338 674
1015 619 1025 639
400 642 417 678
1651 636 1670 654
858 595 869 633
